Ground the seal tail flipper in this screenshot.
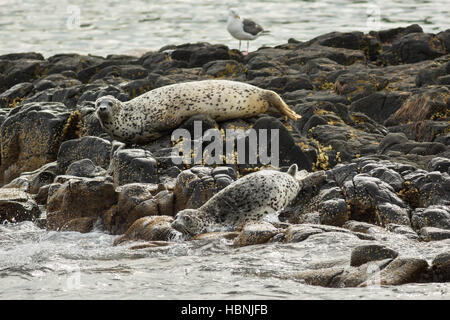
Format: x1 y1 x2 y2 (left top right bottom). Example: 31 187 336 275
266 90 301 121
287 164 298 177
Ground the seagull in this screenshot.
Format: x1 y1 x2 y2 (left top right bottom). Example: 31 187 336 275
227 8 268 53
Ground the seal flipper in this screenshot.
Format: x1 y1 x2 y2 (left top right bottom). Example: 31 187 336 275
287 164 298 177
265 90 301 121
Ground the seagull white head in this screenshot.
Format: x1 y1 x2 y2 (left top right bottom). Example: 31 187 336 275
228 8 240 19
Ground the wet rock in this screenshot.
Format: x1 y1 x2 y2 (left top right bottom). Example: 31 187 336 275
415 61 450 87
360 257 429 286
0 82 34 108
170 43 232 68
60 217 96 233
343 174 409 226
0 188 41 223
350 91 410 124
0 102 71 184
285 224 324 243
318 198 349 227
89 65 148 82
381 32 447 65
233 221 279 247
386 86 449 125
65 159 106 177
350 244 399 267
430 253 450 282
173 166 236 213
203 60 245 78
292 259 391 288
113 216 180 245
385 223 420 240
102 183 158 235
154 190 175 216
250 74 313 93
428 157 450 173
46 176 117 231
334 72 388 102
373 24 423 44
28 169 57 194
404 171 450 207
419 227 450 241
411 205 450 230
250 116 313 170
110 148 158 187
1 59 46 92
307 31 366 51
287 45 366 66
57 136 112 173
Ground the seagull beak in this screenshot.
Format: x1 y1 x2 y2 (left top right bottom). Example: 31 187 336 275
237 15 240 19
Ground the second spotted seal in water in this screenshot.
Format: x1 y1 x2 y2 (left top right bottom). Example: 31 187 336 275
171 164 301 237
95 80 300 143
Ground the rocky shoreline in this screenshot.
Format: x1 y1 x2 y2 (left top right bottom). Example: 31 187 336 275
0 24 449 289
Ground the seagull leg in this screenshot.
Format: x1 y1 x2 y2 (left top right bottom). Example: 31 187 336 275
239 40 241 51
247 41 249 53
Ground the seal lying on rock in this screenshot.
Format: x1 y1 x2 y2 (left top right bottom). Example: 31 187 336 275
95 80 300 143
171 164 301 237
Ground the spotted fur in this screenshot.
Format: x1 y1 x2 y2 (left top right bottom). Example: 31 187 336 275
172 165 300 236
95 80 300 144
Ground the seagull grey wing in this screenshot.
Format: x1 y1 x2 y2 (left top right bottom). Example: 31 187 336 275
242 19 263 36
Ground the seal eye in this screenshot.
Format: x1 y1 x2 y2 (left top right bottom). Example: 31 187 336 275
108 101 113 107
183 216 191 222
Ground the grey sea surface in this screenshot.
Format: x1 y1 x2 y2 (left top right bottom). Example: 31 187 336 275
0 220 449 299
0 0 448 57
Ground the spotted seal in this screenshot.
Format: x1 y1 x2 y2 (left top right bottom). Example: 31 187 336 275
95 80 300 143
171 164 300 237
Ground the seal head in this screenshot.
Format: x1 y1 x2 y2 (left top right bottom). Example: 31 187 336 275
95 95 121 123
172 209 207 236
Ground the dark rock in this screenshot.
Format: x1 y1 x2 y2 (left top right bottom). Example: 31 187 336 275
360 257 428 286
411 205 450 230
374 24 423 44
251 116 312 171
60 217 96 233
334 72 388 102
0 188 41 223
343 174 409 226
233 221 279 247
1 59 46 92
203 60 245 78
307 31 365 51
57 136 112 173
46 176 117 231
287 45 366 66
0 82 34 108
389 33 447 64
419 227 450 241
109 148 158 187
430 253 450 282
0 52 45 61
350 244 399 267
0 102 71 184
350 91 410 124
66 159 106 177
113 216 180 245
428 157 450 173
318 198 349 227
103 183 159 235
173 166 236 213
90 65 149 82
